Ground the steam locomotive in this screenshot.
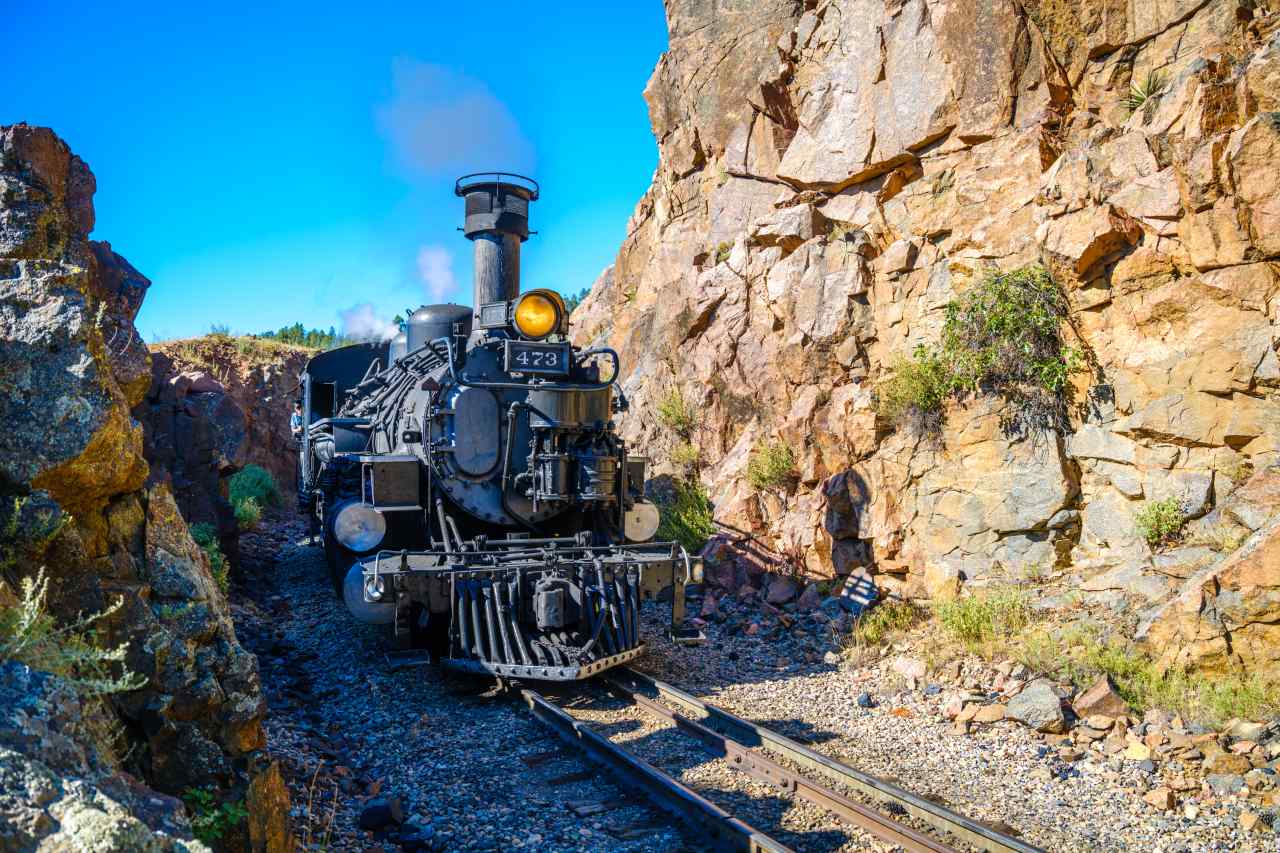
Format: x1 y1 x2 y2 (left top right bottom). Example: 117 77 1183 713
296 174 696 681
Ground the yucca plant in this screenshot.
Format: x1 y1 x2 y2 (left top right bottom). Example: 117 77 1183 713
1125 70 1167 114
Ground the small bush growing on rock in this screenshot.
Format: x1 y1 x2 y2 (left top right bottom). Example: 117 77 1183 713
933 589 1030 651
713 241 732 265
1125 69 1167 114
182 786 248 846
670 441 700 470
1134 497 1185 547
234 496 262 531
190 523 229 592
849 598 926 647
0 568 146 696
229 464 279 508
1013 626 1279 726
875 347 949 432
655 480 716 554
746 440 797 491
876 265 1080 435
1 495 68 575
656 388 696 439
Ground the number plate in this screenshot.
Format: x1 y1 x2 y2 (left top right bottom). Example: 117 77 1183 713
504 340 570 376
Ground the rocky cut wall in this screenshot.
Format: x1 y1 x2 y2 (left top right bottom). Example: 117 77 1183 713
573 1 1280 672
0 124 274 846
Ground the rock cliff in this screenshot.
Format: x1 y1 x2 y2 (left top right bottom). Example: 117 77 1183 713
145 336 310 510
136 337 310 568
575 1 1280 674
0 124 286 848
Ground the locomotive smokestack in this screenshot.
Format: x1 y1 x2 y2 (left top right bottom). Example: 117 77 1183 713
454 173 540 313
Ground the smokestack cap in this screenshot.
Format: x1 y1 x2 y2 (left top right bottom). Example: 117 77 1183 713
455 172 539 241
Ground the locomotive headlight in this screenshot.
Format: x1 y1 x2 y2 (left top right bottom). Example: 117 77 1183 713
512 291 560 340
332 502 386 552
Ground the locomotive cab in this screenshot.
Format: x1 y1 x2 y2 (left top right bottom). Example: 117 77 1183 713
297 173 697 680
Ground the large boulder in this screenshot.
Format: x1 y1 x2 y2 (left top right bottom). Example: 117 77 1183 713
0 662 209 851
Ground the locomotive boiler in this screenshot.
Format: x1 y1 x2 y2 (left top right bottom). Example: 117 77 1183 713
296 174 695 680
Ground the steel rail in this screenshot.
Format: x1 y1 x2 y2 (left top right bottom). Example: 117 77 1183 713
607 677 957 853
521 689 792 853
615 667 1043 853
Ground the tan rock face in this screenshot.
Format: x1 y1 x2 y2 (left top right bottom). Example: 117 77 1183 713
1141 469 1280 675
574 1 1280 675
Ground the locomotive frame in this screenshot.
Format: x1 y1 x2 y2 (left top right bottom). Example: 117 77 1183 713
296 173 699 681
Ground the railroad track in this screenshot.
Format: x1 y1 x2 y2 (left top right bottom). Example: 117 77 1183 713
521 667 1043 853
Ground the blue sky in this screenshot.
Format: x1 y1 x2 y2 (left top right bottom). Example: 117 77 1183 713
3 2 667 341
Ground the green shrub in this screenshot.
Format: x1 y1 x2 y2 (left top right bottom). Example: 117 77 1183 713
850 599 926 647
234 497 262 531
746 440 797 491
670 441 700 469
714 241 732 265
229 464 279 508
933 589 1030 650
875 346 949 432
182 786 248 845
1135 497 1185 548
1013 626 1279 727
189 523 229 592
876 265 1080 435
656 388 696 438
1 495 67 575
656 480 716 554
0 568 146 696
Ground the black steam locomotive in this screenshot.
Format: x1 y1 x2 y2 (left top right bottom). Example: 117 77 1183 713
296 174 695 680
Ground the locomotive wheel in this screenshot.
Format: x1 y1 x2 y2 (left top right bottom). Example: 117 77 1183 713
322 528 357 599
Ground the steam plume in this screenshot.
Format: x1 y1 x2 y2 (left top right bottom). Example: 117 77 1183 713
340 302 399 341
416 245 458 302
376 59 535 176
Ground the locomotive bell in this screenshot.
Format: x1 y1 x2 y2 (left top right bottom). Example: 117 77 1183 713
454 173 540 318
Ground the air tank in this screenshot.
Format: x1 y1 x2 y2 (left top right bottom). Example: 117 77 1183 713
388 332 408 364
406 304 473 354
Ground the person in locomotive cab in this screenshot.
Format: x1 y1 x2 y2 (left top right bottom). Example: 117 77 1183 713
289 401 304 440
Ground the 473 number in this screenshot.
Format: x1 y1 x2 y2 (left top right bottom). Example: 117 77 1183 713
515 349 557 368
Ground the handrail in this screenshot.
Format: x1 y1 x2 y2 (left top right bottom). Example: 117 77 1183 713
454 172 540 200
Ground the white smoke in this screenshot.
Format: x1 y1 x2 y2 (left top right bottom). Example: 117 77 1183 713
339 302 400 341
375 58 535 176
416 245 458 302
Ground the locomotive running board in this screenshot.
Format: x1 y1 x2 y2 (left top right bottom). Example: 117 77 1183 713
441 644 646 681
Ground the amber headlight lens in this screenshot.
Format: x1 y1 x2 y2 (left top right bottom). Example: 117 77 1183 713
513 292 559 339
